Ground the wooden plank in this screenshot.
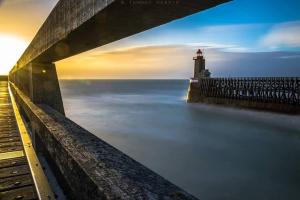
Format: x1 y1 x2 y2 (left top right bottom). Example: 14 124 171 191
0 146 23 153
0 151 24 161
0 174 34 192
0 157 27 169
0 142 23 149
0 165 30 179
0 137 21 144
0 133 20 139
0 186 37 200
0 130 19 134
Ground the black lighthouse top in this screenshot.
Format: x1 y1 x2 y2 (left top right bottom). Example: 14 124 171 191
196 49 203 56
194 49 204 60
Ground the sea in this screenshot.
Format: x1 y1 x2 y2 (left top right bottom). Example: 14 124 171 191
59 79 300 200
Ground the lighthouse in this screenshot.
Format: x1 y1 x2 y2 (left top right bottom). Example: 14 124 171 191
193 49 211 79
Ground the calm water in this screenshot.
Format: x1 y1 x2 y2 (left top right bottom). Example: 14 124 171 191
59 80 300 200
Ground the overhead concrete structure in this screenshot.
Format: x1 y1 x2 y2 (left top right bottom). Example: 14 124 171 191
11 0 230 71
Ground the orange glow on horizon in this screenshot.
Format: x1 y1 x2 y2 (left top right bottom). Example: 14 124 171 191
0 35 28 75
56 45 194 79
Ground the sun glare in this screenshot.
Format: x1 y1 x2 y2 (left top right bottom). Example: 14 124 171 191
0 35 28 75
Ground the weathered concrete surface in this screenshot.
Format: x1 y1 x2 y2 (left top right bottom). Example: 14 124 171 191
28 63 64 115
10 82 199 200
9 63 64 115
11 0 230 71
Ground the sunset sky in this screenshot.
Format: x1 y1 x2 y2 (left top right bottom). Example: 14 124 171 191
1 0 300 79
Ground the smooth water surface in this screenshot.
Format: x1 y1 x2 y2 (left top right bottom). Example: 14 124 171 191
60 80 300 200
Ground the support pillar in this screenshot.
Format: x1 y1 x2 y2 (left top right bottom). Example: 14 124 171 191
28 62 65 115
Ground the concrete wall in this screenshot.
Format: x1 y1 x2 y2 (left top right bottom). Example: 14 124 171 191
10 63 64 115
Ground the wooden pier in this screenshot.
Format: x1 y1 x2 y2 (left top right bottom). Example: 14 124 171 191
0 78 54 200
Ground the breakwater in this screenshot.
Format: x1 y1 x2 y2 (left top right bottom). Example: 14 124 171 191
188 77 300 114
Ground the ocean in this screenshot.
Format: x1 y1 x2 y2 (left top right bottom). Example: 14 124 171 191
59 79 300 200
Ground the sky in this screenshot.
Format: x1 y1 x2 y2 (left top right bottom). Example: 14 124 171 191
0 0 300 78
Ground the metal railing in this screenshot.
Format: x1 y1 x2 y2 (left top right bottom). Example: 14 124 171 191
192 77 300 105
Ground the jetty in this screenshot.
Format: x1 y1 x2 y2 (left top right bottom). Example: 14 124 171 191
188 50 300 114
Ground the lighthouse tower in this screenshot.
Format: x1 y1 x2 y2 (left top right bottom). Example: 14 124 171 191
193 49 211 79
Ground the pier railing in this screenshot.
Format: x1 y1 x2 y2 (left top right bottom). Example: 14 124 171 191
188 77 300 113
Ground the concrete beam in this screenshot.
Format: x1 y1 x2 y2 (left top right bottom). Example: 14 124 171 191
11 0 230 72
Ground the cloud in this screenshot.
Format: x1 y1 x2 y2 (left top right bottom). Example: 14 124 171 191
197 24 261 33
56 44 300 79
57 45 197 79
105 22 273 55
48 19 300 78
261 21 300 49
209 50 300 77
0 0 46 5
